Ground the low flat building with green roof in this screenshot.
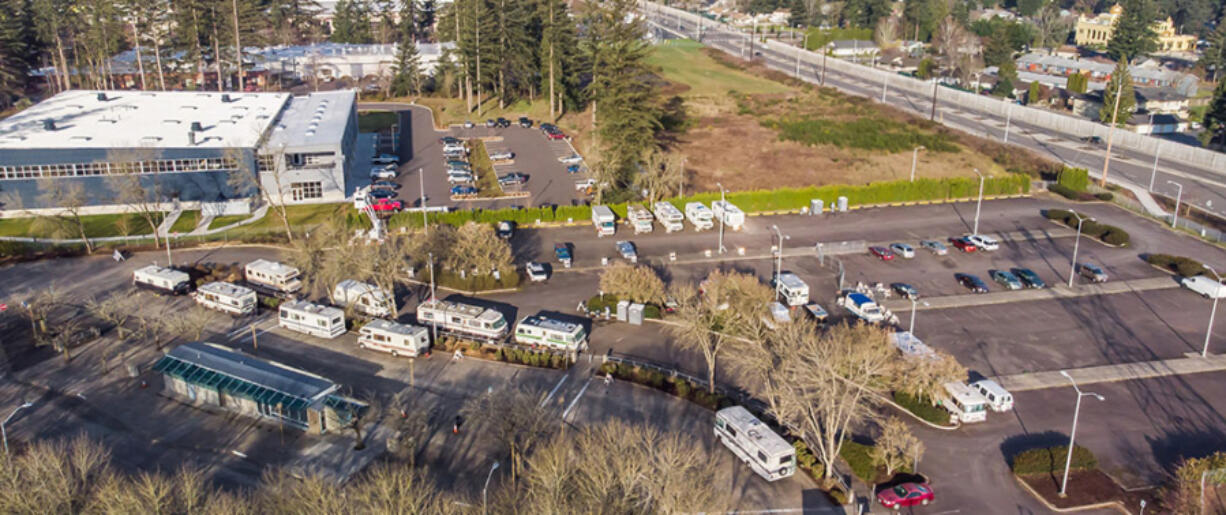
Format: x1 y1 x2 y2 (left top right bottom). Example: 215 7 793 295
152 341 364 435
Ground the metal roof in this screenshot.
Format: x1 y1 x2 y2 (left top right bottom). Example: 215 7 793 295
197 281 255 298
519 315 582 333
264 90 355 149
362 318 427 337
154 342 337 405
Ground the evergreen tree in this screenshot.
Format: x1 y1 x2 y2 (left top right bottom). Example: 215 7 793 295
1027 80 1041 104
1067 72 1088 93
1107 0 1158 63
992 60 1017 97
390 0 421 96
0 0 26 107
331 0 373 43
841 0 893 29
538 0 580 118
1017 0 1043 17
1205 19 1226 81
903 0 946 41
417 0 435 39
788 0 809 28
1099 60 1136 127
1202 78 1226 149
489 0 534 108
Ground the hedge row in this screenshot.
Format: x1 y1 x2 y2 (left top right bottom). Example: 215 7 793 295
385 174 1031 229
1045 209 1130 246
1011 445 1098 476
1057 167 1090 192
1050 183 1113 202
892 391 950 425
1145 253 1206 277
585 294 661 319
598 361 731 411
492 347 571 369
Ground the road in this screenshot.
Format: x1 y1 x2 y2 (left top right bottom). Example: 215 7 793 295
640 4 1226 219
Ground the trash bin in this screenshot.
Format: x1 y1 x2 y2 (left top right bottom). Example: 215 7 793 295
810 199 824 215
616 300 630 322
628 303 645 326
837 196 848 212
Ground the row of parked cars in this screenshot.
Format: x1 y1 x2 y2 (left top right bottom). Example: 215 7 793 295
868 234 1001 261
360 154 404 212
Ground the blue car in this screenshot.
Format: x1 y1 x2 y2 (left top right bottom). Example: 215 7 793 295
450 185 478 196
566 165 581 174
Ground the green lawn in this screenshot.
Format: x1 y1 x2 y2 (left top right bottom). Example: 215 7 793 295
358 111 399 133
646 39 793 97
0 213 157 239
215 203 353 239
169 211 200 233
208 214 251 231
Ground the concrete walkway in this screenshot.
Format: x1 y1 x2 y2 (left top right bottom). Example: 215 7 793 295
994 352 1226 391
881 276 1179 312
157 209 183 238
0 205 271 245
1111 178 1169 219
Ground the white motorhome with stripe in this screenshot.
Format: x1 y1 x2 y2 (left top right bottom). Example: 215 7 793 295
513 315 587 351
194 281 257 316
415 299 508 343
714 406 796 482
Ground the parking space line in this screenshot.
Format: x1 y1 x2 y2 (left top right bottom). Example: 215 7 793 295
540 374 569 407
561 378 593 421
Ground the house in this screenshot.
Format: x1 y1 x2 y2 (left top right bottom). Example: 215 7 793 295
1135 87 1191 116
1015 53 1199 95
824 40 880 59
1074 4 1196 53
1128 112 1188 135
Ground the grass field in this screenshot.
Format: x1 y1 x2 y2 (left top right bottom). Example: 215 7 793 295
0 213 157 239
646 39 793 97
214 203 352 239
208 214 251 230
358 111 398 133
169 211 200 233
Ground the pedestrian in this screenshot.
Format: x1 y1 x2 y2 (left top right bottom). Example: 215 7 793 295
453 415 462 434
604 372 613 392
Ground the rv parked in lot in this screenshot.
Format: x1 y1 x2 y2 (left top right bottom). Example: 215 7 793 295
332 280 393 318
592 205 616 237
358 319 430 357
837 291 887 323
626 205 654 234
710 200 745 231
714 406 796 482
194 282 257 316
245 259 302 294
772 272 810 306
279 300 346 339
416 299 509 343
651 201 685 232
514 315 587 352
133 265 192 295
684 202 714 231
941 382 989 423
970 379 1014 412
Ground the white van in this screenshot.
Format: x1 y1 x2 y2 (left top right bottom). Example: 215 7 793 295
1181 275 1226 299
941 382 989 423
970 379 1014 412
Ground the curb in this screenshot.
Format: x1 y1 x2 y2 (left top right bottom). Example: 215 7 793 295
1012 474 1129 514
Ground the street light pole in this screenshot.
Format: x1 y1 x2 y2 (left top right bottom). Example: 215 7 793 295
419 167 428 237
1003 102 1013 143
795 33 808 77
907 299 929 335
1168 180 1183 228
482 461 500 515
717 182 727 254
428 251 437 341
881 73 889 102
1067 211 1094 288
1058 371 1105 498
1148 146 1161 192
771 225 788 301
972 168 986 236
1201 265 1222 358
2 402 34 455
910 146 925 182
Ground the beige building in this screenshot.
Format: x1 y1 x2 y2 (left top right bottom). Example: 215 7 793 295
1074 4 1196 52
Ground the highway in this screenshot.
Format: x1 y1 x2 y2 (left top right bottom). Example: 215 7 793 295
639 3 1226 218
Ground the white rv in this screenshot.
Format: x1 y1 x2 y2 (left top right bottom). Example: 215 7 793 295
837 291 886 323
626 205 654 234
684 202 714 231
133 265 192 295
193 281 257 316
971 379 1014 412
941 382 989 423
245 259 303 294
416 299 509 342
651 201 685 232
358 319 430 357
278 300 346 339
710 200 746 231
332 280 393 318
513 315 588 352
592 205 616 237
772 273 810 306
714 406 796 482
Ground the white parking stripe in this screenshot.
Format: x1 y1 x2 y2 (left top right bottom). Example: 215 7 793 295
561 378 593 421
540 374 569 407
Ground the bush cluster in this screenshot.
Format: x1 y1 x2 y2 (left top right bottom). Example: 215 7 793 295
1010 445 1098 476
892 391 950 425
259 297 281 310
1145 253 1206 277
585 294 663 319
839 440 879 483
768 117 960 153
1045 209 1130 246
1057 167 1090 191
598 361 731 410
793 440 825 481
493 348 571 369
1048 183 1099 201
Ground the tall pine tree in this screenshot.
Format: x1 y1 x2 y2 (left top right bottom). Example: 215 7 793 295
538 0 580 118
1099 60 1136 127
0 0 27 107
1107 0 1158 63
390 0 421 96
1201 78 1226 149
331 0 373 43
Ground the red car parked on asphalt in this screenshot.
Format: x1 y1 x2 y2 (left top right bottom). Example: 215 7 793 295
877 482 934 510
368 198 402 212
869 246 896 261
544 129 567 140
948 236 978 253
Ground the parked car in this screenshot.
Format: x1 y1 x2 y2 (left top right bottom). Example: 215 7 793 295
372 154 399 165
485 119 497 128
442 143 467 155
1012 267 1046 289
539 123 557 133
463 120 475 129
370 167 397 179
544 128 567 140
496 221 515 240
948 236 977 253
877 482 934 510
498 172 527 186
1081 135 1103 145
575 178 596 191
869 246 896 261
1078 263 1108 283
968 234 1000 251
554 243 572 266
371 180 399 190
367 188 397 200
518 117 533 128
567 164 581 174
956 273 989 293
889 243 915 259
440 136 462 145
446 159 471 169
495 117 511 128
526 262 548 282
450 185 478 196
488 150 516 161
615 240 637 262
989 269 1023 290
443 149 467 159
447 171 474 184
891 283 919 299
920 239 948 255
559 154 584 164
368 198 402 212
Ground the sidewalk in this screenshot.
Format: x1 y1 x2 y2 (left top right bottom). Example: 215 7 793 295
1109 179 1168 219
994 352 1226 391
881 276 1178 312
0 205 270 245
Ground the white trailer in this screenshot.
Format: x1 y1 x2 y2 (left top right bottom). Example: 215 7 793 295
651 201 685 233
711 200 746 231
837 291 887 323
416 299 509 342
278 300 346 339
941 382 989 423
513 315 588 352
685 202 714 231
133 265 192 295
332 279 393 318
772 272 810 306
245 259 303 295
592 205 616 237
358 319 430 357
714 406 796 482
626 205 654 234
193 282 257 316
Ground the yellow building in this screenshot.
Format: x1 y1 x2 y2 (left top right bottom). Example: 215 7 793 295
1074 4 1196 53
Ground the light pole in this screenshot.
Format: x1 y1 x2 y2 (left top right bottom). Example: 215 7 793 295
1058 371 1105 498
2 402 33 455
1067 211 1095 288
1201 265 1222 358
881 72 889 102
907 298 930 335
971 168 988 236
418 167 428 236
910 146 925 182
771 225 789 301
1168 180 1183 228
482 461 500 515
1148 146 1161 192
1003 101 1013 143
717 182 727 255
428 251 437 341
795 33 809 77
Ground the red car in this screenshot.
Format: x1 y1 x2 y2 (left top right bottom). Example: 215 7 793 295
948 236 978 253
869 246 896 261
368 198 402 212
877 482 934 510
544 129 567 140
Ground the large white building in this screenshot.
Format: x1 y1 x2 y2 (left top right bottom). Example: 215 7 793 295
0 89 359 216
251 42 456 83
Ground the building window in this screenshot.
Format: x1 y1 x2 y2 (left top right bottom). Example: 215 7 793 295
291 181 322 201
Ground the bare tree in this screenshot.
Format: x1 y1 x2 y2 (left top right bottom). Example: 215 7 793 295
932 17 982 85
0 435 115 513
104 147 165 248
87 292 143 341
875 16 902 49
18 287 68 339
635 149 685 203
445 222 513 277
670 270 773 394
287 219 345 300
460 387 557 484
598 263 665 304
228 146 293 242
34 178 94 252
726 315 817 420
873 416 925 476
890 349 967 402
325 392 378 451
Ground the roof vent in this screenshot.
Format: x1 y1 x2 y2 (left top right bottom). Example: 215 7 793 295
221 93 232 103
97 92 108 101
190 121 203 132
188 131 197 146
42 119 56 131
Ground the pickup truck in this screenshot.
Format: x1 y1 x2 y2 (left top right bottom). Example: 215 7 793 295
837 291 887 323
554 243 572 267
615 241 637 263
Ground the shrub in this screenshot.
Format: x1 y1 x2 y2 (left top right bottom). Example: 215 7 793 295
1057 167 1090 191
586 293 620 313
1095 192 1114 201
1145 254 1206 277
1043 210 1130 246
643 304 662 319
1011 445 1098 476
260 297 281 309
839 440 879 483
673 377 692 398
1048 183 1097 201
892 391 949 425
794 440 824 480
468 340 481 352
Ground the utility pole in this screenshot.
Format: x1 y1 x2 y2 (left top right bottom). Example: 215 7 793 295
1099 78 1125 187
821 51 827 86
930 79 939 120
1003 102 1013 143
419 168 428 236
1168 180 1183 228
1148 146 1161 192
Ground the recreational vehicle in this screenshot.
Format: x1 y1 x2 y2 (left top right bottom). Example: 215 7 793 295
626 205 654 234
133 265 192 295
245 259 303 295
684 202 714 231
332 280 393 318
710 200 745 231
358 319 430 357
971 379 1014 412
592 205 616 237
837 291 887 323
513 315 588 352
714 406 796 482
416 299 509 342
772 273 810 306
941 382 989 423
279 300 346 339
193 282 257 316
651 201 685 232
